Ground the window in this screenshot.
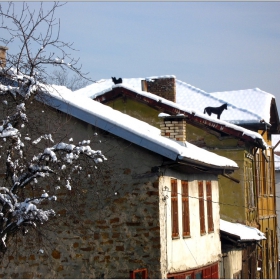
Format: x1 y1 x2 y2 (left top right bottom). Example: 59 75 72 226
262 152 267 195
198 181 206 234
171 179 179 238
182 181 190 237
267 156 273 195
255 152 261 196
206 181 214 233
245 164 255 208
130 269 148 279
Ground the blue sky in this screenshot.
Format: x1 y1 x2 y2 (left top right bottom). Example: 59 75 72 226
2 2 280 110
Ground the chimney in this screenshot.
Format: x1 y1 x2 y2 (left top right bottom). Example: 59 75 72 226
160 115 186 142
141 76 176 103
0 46 8 68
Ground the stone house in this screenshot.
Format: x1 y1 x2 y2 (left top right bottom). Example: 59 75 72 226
76 75 278 278
0 82 239 278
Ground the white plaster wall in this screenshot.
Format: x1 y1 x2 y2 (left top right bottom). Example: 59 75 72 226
159 172 221 275
222 249 243 278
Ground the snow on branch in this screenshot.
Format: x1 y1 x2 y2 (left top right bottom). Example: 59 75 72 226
0 1 103 257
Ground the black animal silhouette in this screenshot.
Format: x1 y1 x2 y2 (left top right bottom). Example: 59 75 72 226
111 77 122 84
203 103 227 119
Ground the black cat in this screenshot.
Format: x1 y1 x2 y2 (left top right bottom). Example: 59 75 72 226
112 77 122 84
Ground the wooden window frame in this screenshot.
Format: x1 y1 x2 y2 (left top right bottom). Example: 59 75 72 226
130 268 148 279
267 155 273 195
245 163 255 208
262 152 267 195
171 179 179 238
206 181 214 233
198 181 206 235
255 152 261 196
182 180 190 237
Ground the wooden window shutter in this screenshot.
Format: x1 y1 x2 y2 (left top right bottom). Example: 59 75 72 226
171 179 179 238
211 263 219 279
203 266 212 279
182 181 190 237
206 181 214 233
198 181 206 234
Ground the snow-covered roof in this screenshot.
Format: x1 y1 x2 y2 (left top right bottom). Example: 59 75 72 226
209 88 274 125
74 75 275 126
272 134 280 152
220 219 266 241
176 81 274 125
74 76 268 150
274 154 280 171
272 135 280 170
44 85 238 171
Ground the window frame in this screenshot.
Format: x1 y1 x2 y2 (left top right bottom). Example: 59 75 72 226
198 181 206 235
171 179 179 238
182 180 190 237
130 268 148 279
206 181 214 233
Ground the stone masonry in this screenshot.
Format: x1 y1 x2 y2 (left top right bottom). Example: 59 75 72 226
141 76 176 103
0 99 165 279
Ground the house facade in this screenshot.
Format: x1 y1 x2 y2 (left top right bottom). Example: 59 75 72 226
77 75 279 278
0 82 238 278
220 219 266 279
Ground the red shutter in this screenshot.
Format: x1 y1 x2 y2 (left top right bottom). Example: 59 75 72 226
206 181 214 233
198 181 206 234
211 263 219 279
182 181 190 237
203 267 212 279
171 179 179 238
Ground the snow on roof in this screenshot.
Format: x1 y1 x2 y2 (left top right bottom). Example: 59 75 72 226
75 76 274 126
210 88 274 124
272 134 280 152
74 77 268 149
176 80 273 125
220 219 266 241
274 154 280 171
45 85 238 170
272 135 280 170
75 77 142 99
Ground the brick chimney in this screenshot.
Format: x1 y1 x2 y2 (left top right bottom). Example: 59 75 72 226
160 115 186 142
141 76 176 103
0 46 8 68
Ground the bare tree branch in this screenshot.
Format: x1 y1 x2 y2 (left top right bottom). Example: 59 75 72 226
0 1 102 259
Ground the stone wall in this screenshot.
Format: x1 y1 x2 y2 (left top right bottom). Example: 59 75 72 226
142 76 176 103
0 99 166 278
